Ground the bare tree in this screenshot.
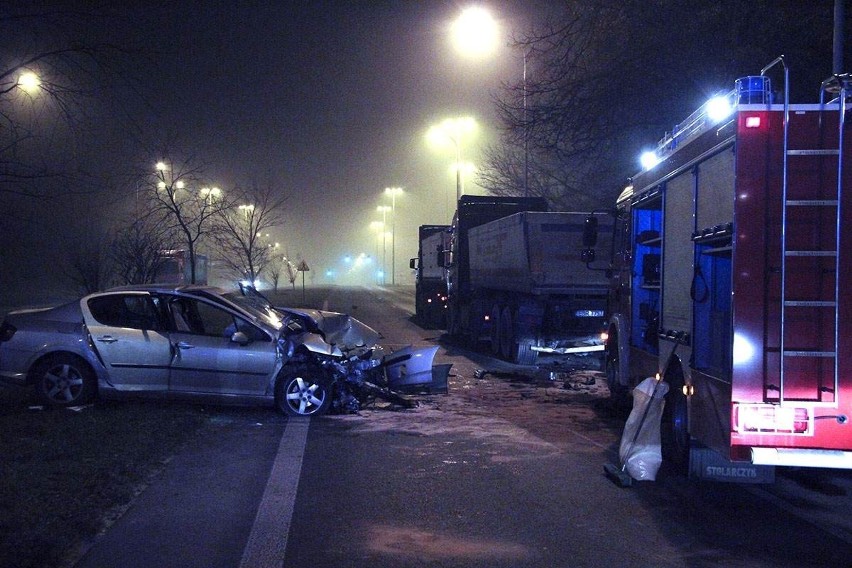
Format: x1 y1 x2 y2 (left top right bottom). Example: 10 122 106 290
111 215 176 285
284 257 298 290
212 181 287 283
0 5 137 199
62 226 114 294
142 155 232 284
482 0 835 208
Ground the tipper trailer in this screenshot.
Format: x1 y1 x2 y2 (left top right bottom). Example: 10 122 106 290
445 195 611 365
602 58 852 478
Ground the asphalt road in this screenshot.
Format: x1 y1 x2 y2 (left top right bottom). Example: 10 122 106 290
74 285 852 567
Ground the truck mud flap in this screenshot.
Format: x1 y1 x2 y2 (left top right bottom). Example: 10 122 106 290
688 446 775 483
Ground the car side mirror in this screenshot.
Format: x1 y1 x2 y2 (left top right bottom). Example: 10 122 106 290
409 258 417 270
231 331 250 346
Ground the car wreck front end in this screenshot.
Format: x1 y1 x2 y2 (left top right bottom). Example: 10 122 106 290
272 304 450 416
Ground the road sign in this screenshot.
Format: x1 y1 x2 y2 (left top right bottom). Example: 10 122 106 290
297 260 310 272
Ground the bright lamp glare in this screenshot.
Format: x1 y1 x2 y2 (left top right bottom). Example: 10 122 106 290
733 333 755 366
451 7 499 58
18 72 40 93
706 96 733 123
640 151 660 171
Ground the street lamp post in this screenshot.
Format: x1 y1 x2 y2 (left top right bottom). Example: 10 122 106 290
427 117 476 218
384 187 403 285
369 221 384 285
377 205 390 286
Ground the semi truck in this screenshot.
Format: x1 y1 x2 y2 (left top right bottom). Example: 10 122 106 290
600 57 852 480
445 195 611 365
410 224 451 326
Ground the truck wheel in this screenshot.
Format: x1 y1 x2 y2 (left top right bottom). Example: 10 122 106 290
662 363 690 475
489 304 501 355
447 305 461 336
514 343 538 366
499 306 515 361
466 306 484 347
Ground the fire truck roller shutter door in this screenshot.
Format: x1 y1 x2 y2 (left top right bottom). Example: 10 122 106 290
662 171 695 337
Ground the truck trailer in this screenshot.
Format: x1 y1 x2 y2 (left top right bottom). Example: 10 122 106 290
410 224 451 326
445 195 611 365
602 58 852 478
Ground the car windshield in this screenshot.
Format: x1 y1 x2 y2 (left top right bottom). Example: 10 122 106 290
224 285 285 327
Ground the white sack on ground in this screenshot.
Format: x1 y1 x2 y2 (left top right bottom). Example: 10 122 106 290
619 377 669 481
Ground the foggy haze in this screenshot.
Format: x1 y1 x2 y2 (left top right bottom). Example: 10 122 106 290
1 1 548 308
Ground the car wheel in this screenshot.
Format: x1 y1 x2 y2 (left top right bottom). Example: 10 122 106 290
33 354 96 407
276 363 332 417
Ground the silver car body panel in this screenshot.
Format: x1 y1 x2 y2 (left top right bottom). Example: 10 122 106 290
0 301 109 386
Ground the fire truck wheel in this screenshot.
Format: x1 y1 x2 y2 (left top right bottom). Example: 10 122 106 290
662 364 690 474
489 304 501 355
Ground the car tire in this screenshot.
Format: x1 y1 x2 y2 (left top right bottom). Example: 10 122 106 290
275 362 332 417
33 354 96 407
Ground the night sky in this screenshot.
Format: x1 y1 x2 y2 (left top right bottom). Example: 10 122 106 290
1 1 552 301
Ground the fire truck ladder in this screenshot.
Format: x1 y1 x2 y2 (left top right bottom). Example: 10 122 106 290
773 58 848 404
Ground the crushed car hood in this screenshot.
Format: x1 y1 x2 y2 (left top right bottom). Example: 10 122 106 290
280 307 381 349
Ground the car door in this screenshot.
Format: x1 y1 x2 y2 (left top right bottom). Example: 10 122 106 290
82 292 172 391
166 296 278 396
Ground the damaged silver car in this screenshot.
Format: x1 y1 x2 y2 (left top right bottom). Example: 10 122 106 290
0 285 450 416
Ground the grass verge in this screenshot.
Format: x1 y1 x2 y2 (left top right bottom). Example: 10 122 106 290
0 386 209 568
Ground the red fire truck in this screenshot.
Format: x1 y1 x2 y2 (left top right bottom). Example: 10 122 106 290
602 57 852 478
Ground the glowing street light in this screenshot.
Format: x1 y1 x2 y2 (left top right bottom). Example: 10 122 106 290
17 71 42 95
154 160 185 197
450 7 499 59
384 187 403 285
428 117 477 213
200 186 221 202
239 204 255 219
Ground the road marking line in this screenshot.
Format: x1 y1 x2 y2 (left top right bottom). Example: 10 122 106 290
239 417 310 568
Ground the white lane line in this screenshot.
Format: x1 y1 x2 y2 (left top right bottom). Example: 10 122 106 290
239 417 310 568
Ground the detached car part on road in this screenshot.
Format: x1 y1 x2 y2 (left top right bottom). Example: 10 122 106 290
0 285 449 416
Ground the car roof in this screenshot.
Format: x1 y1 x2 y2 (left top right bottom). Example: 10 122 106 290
105 284 233 295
